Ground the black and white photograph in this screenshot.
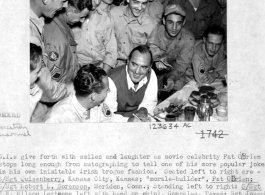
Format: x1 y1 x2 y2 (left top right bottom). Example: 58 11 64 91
30 0 228 123
0 1 264 195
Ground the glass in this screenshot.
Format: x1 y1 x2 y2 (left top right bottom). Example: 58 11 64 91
184 106 196 121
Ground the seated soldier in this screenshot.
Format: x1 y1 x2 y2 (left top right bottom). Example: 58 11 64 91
192 25 226 85
105 45 158 119
45 65 116 123
43 0 92 85
149 4 195 102
110 0 157 66
74 0 117 74
30 43 44 120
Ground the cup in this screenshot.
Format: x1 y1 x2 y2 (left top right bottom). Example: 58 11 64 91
184 106 196 121
165 113 177 122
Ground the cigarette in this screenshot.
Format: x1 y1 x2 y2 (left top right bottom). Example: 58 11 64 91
133 114 143 121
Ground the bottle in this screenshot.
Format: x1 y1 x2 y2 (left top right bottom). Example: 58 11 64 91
197 95 213 121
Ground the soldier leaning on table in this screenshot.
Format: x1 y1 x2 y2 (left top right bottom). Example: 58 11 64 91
110 0 157 67
43 0 92 85
30 0 70 122
192 24 227 86
149 4 195 103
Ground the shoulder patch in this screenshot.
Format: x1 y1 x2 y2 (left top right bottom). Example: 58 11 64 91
49 51 59 61
102 103 112 117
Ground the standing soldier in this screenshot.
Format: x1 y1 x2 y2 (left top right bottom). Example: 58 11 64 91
43 0 92 84
110 0 157 66
30 0 69 122
74 0 117 74
149 4 195 102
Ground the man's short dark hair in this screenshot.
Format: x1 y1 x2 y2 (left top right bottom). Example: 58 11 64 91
30 43 42 72
128 45 153 65
68 0 93 11
203 25 225 40
74 65 107 98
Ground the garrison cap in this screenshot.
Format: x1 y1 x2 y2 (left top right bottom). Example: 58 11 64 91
164 4 186 17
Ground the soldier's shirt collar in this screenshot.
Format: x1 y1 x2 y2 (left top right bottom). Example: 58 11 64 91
72 94 89 120
30 9 44 35
123 5 144 25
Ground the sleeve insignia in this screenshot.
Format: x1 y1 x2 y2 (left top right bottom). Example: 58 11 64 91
48 51 59 61
102 103 112 117
50 65 64 82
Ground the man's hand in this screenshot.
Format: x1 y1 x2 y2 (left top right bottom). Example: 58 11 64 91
155 61 167 70
164 78 174 92
128 107 150 122
202 71 217 84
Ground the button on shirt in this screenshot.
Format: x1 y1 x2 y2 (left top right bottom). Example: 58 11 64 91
105 66 158 116
45 93 115 123
74 7 117 68
110 5 157 60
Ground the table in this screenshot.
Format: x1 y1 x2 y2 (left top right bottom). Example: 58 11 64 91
153 79 228 122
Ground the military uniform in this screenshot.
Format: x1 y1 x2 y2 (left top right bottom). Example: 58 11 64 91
43 13 79 83
45 93 115 123
192 40 227 86
163 0 222 40
30 9 68 122
110 5 157 63
150 26 195 90
74 6 117 68
147 0 164 23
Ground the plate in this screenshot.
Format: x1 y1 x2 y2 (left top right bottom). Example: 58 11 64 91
199 85 215 93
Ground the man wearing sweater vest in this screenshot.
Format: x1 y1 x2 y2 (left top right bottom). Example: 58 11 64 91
105 45 158 120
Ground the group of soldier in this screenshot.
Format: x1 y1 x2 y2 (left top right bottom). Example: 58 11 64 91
30 0 227 123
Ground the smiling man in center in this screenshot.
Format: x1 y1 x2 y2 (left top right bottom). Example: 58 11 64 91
105 45 158 120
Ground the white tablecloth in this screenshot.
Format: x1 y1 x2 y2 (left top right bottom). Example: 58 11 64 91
154 80 228 122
